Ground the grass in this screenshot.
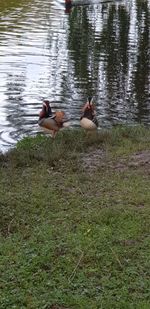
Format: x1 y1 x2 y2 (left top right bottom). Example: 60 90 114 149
0 126 150 309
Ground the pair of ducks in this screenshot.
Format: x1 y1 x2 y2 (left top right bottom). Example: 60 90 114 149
38 97 98 138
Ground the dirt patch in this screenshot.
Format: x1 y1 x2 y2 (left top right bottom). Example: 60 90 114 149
81 149 150 172
129 150 150 167
81 148 107 171
112 150 150 172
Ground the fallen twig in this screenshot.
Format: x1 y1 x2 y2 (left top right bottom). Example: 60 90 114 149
110 247 123 269
68 251 84 283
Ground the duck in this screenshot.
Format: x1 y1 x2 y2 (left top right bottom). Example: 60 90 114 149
80 97 98 130
38 100 69 138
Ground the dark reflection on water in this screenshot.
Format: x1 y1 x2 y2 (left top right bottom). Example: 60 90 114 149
0 0 149 151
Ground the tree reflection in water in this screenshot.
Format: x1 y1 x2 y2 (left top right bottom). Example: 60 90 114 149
0 0 149 150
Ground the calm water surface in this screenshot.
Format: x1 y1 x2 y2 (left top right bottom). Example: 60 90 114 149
0 0 149 151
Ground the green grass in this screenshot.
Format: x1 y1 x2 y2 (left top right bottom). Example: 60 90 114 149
0 126 150 309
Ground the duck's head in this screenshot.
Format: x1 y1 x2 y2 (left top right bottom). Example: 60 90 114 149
43 100 50 111
39 100 51 119
87 96 93 105
87 97 96 111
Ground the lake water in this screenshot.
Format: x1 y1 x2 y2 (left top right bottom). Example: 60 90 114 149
0 0 149 151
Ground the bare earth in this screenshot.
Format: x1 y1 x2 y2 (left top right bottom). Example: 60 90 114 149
81 149 150 173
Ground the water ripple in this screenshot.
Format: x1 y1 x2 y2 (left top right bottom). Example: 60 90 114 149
0 0 149 152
